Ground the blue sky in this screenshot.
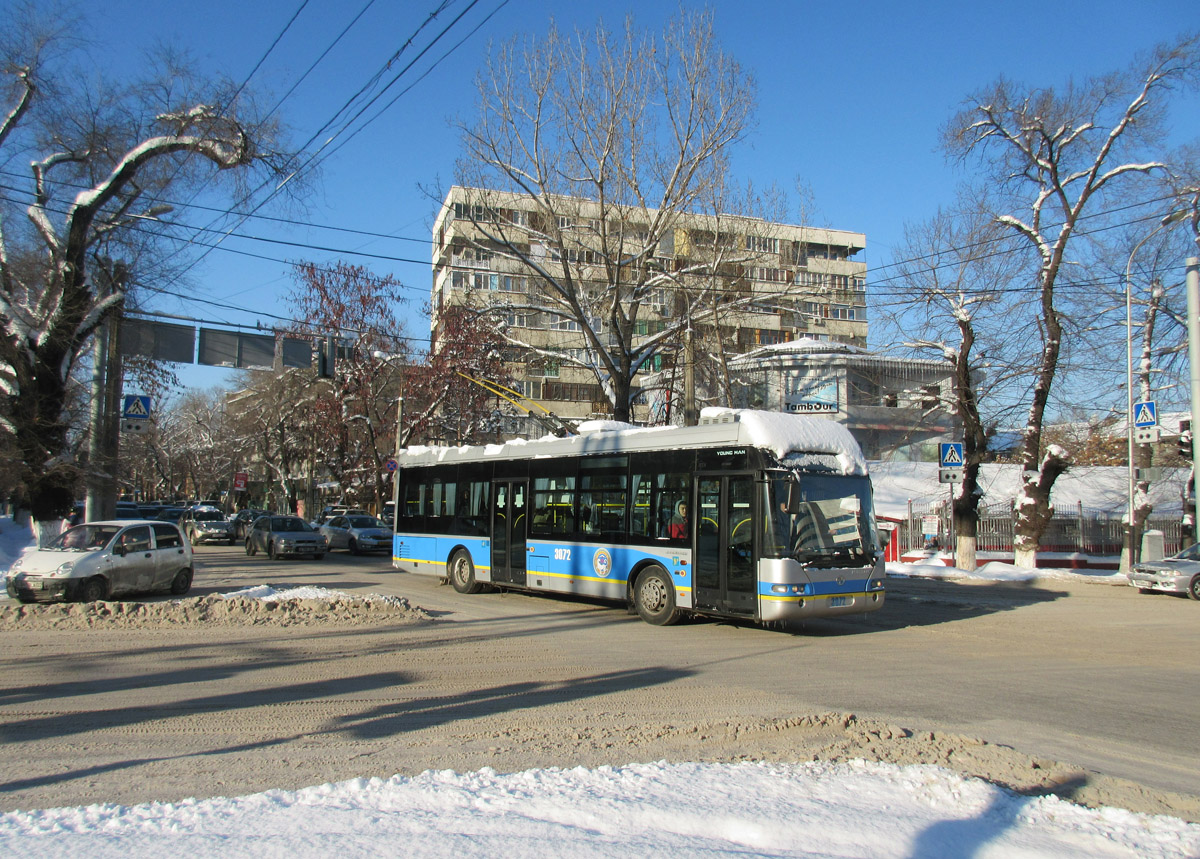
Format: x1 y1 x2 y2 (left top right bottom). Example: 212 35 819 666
77 0 1200 390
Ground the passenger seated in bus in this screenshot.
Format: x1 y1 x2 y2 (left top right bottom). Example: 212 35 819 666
532 507 552 530
669 501 689 539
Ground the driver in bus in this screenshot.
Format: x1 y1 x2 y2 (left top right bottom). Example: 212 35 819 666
669 501 689 539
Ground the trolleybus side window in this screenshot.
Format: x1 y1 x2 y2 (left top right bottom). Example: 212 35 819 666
628 471 691 542
532 475 576 536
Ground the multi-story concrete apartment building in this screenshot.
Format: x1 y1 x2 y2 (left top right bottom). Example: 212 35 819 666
430 185 869 429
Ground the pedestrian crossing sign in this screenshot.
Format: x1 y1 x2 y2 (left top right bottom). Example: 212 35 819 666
122 395 151 420
1133 400 1157 428
939 442 964 468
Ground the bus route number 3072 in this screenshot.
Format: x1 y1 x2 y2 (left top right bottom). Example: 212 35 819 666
554 548 571 561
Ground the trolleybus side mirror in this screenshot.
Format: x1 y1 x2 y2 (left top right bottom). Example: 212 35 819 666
785 477 802 514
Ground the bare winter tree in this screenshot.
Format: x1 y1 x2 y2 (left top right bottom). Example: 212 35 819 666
451 10 771 422
942 32 1200 568
289 262 409 514
0 12 299 541
226 370 316 516
879 198 1029 570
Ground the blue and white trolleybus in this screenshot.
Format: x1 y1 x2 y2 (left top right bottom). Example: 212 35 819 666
392 408 886 625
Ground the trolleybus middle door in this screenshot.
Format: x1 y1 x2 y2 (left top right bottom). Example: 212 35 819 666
694 474 757 616
490 479 528 586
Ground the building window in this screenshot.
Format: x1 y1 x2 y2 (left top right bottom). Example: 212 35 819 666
748 266 790 283
746 235 778 254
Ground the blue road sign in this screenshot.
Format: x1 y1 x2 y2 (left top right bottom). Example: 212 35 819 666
122 395 151 420
939 442 964 468
1133 400 1158 428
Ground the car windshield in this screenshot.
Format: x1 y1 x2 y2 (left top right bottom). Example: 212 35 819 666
347 516 386 528
1173 543 1200 561
271 518 313 532
195 511 224 521
49 525 121 551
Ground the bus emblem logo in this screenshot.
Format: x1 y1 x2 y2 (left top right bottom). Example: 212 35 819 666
593 549 612 578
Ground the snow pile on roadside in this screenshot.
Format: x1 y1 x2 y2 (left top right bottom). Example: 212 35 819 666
888 560 1128 585
222 583 414 608
0 590 431 631
1 759 1195 858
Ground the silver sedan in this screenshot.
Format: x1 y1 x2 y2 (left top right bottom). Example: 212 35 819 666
318 514 393 555
1129 543 1200 600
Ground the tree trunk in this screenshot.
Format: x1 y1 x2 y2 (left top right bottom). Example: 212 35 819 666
953 465 981 571
1012 450 1070 569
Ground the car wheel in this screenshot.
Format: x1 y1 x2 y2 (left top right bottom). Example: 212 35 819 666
269 541 282 561
170 569 193 595
448 549 483 594
246 539 257 556
78 576 108 604
1189 575 1200 601
634 565 681 626
349 537 360 556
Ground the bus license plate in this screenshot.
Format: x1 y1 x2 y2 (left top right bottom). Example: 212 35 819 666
830 596 849 607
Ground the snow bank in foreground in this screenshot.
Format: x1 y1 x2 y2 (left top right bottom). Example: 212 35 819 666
0 760 1195 859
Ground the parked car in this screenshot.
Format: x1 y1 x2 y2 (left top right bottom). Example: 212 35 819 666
1128 544 1200 600
316 506 368 525
180 506 235 545
230 509 267 540
245 515 327 560
319 514 393 554
156 507 186 523
5 520 193 603
114 501 144 520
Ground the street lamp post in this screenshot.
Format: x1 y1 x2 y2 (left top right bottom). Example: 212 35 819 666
391 394 404 525
1124 211 1188 571
372 350 406 529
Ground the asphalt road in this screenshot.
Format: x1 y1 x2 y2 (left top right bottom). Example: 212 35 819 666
0 542 1197 813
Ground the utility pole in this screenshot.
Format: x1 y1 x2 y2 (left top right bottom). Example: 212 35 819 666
85 261 127 522
683 326 698 426
1188 258 1200 535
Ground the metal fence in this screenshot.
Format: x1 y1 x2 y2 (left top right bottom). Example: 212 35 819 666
894 499 1183 561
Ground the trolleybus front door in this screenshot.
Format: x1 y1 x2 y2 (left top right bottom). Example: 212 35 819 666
490 479 528 586
694 474 757 616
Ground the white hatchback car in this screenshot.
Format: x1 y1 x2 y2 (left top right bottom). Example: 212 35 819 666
5 520 194 603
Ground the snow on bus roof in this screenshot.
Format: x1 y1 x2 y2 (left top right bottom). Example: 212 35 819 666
706 408 866 474
399 409 867 475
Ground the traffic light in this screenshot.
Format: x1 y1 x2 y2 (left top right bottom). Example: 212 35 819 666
1179 421 1192 458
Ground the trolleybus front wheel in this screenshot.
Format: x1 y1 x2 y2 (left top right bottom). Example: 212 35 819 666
449 549 484 594
634 566 681 626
